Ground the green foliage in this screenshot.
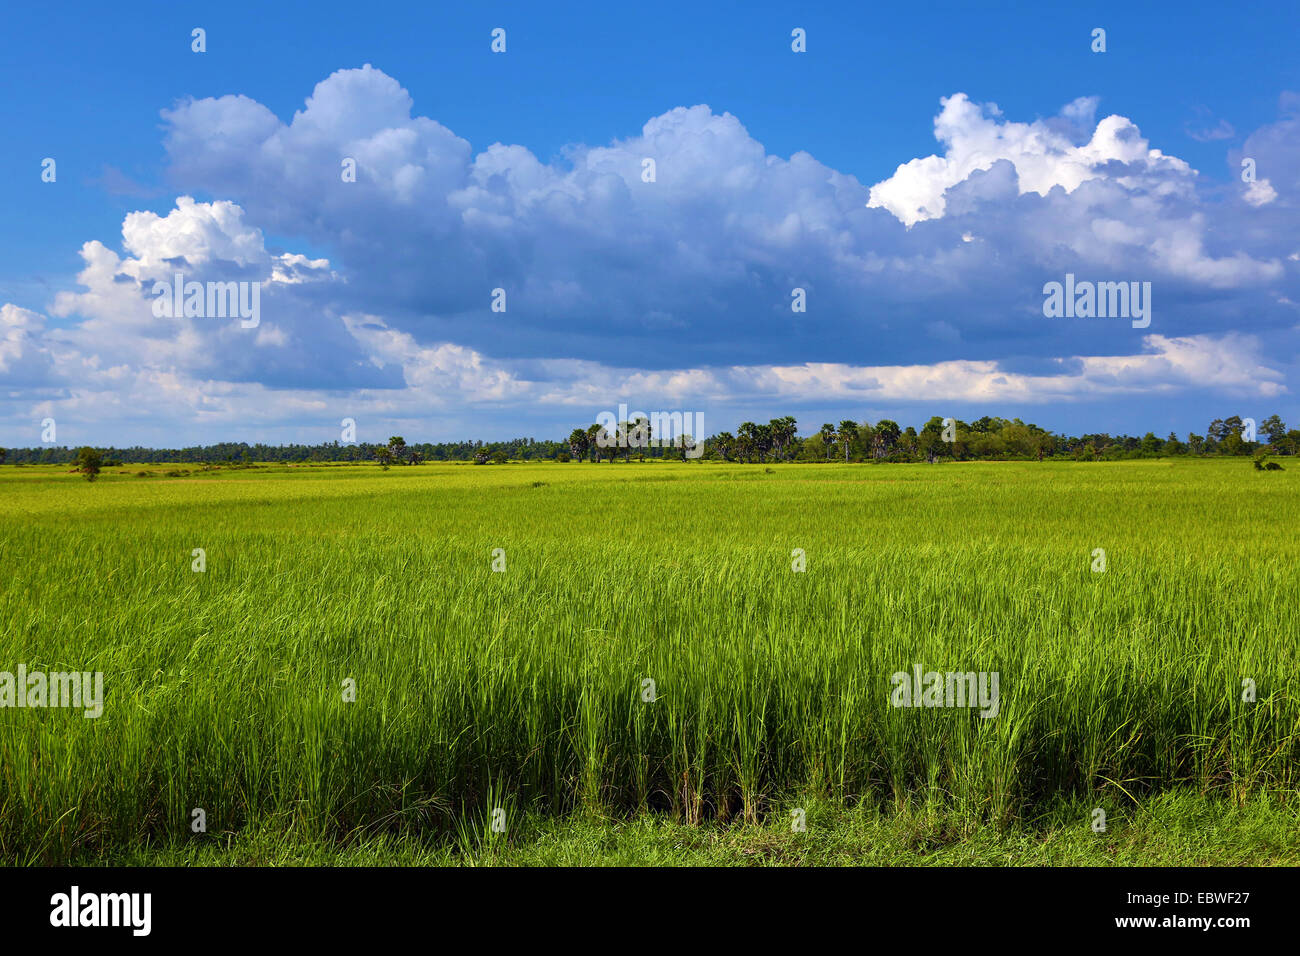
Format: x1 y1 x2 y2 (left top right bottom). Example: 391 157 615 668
74 446 102 482
1260 415 1287 446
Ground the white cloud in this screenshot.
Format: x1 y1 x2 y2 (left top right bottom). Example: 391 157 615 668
150 71 1292 377
0 304 50 378
867 93 1195 226
1244 178 1278 206
3 72 1296 444
41 197 352 385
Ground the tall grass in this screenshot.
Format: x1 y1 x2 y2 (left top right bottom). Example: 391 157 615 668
0 458 1296 861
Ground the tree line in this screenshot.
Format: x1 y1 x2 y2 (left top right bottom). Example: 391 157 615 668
0 437 567 466
562 413 1298 463
2 413 1294 468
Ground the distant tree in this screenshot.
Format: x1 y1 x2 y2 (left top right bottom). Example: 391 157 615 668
626 416 650 459
586 424 607 462
613 421 630 461
1209 416 1244 446
838 420 859 463
901 426 921 461
819 424 836 461
1220 430 1245 456
1187 433 1205 455
375 446 396 470
0 447 6 465
1000 421 1035 457
873 420 901 458
972 434 998 460
491 450 509 464
567 428 590 462
76 447 103 482
768 416 798 461
737 422 763 463
1261 414 1287 446
1029 428 1053 460
386 436 407 464
1140 432 1161 455
919 417 949 463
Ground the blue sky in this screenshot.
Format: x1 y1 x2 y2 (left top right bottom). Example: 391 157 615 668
2 0 1298 447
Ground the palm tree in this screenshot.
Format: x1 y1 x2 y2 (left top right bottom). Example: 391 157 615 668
769 416 797 461
616 419 640 461
738 422 767 462
819 424 836 461
387 436 407 464
631 416 651 459
838 420 858 463
567 428 589 462
873 419 901 459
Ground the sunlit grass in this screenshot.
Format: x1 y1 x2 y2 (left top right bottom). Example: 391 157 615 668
0 458 1295 863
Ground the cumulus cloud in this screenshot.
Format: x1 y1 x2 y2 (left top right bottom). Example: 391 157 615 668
3 69 1297 443
151 69 1293 374
0 304 53 384
40 196 379 392
1244 178 1278 206
867 93 1195 225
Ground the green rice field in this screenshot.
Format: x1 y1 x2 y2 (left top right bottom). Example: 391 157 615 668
1 458 1297 864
